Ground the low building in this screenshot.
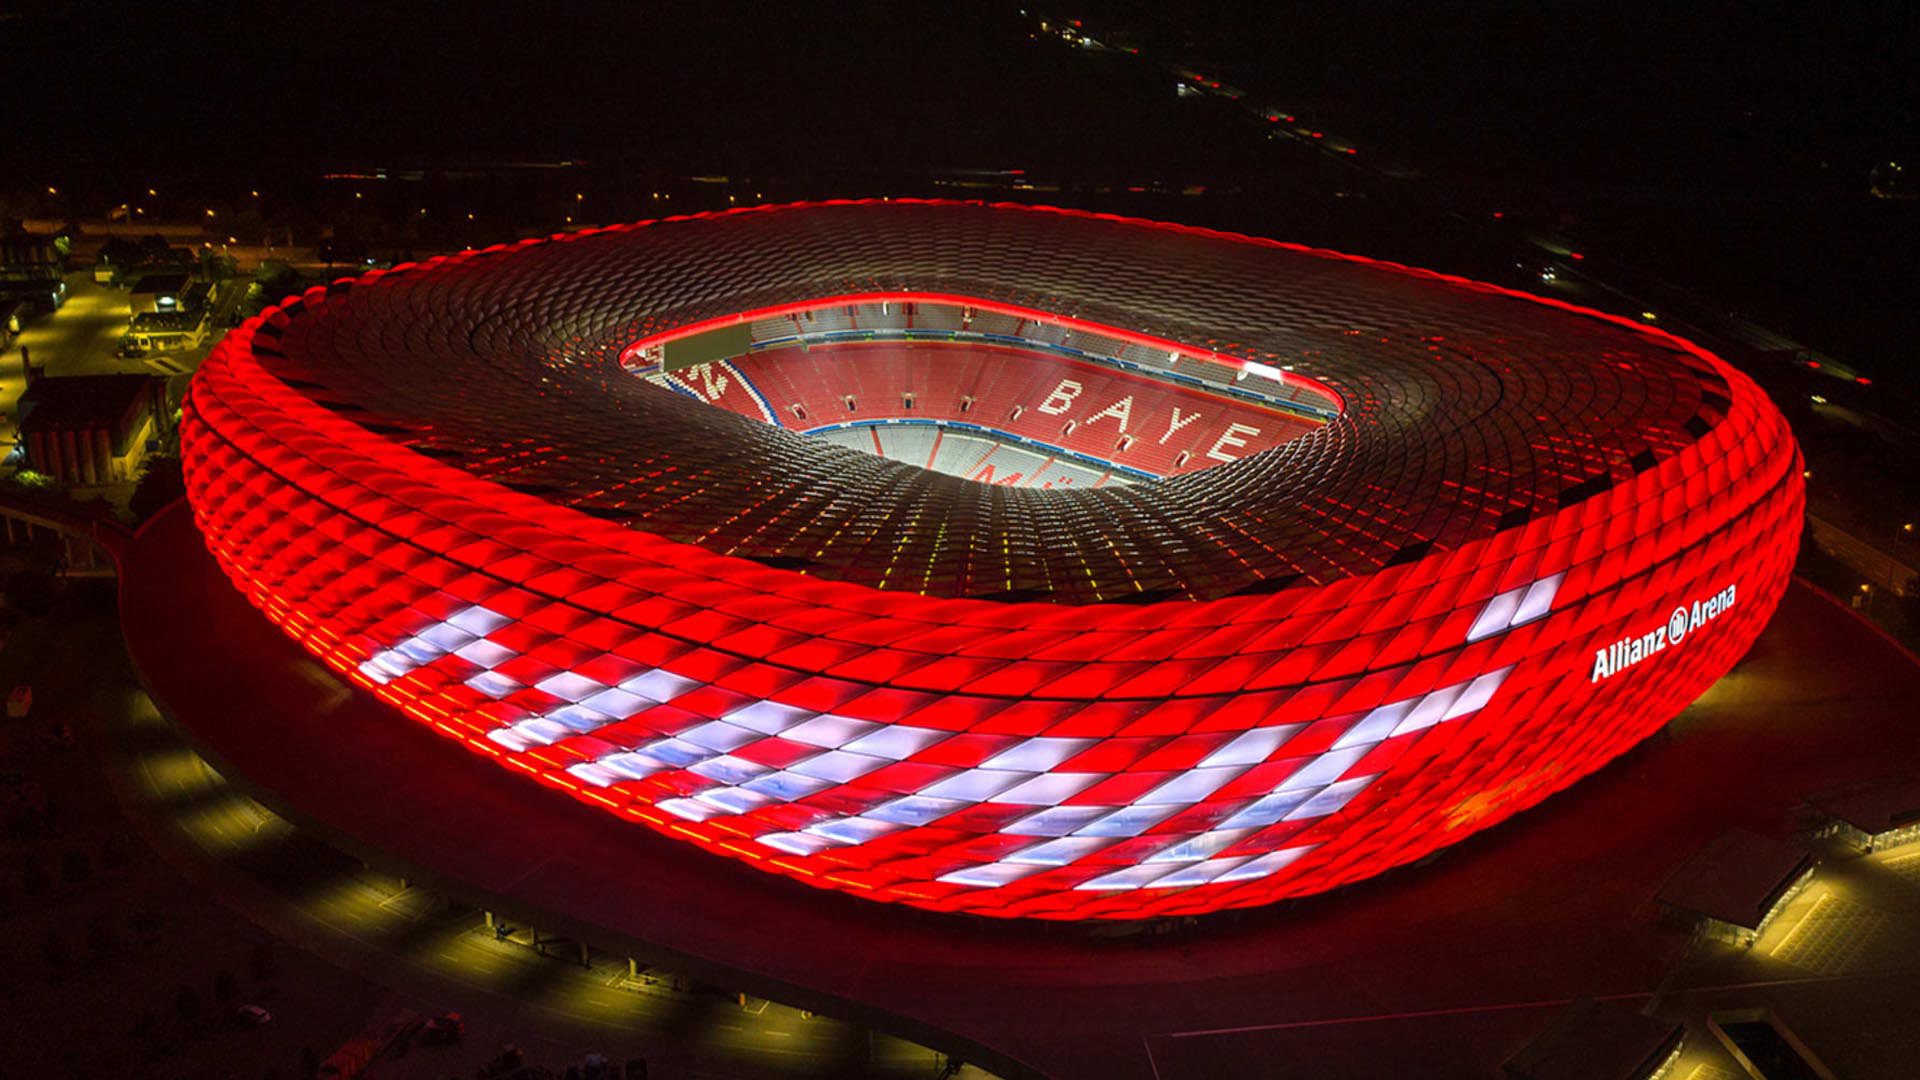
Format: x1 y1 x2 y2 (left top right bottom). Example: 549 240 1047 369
1505 998 1684 1080
1808 776 1920 851
129 272 194 316
128 309 209 353
1655 829 1814 947
0 277 67 315
16 374 164 487
0 234 66 283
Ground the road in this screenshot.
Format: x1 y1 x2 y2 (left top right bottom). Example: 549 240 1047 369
2 270 242 467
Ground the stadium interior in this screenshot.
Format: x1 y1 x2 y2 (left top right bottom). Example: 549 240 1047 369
627 298 1341 490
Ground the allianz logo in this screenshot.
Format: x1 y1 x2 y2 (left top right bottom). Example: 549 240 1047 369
1590 582 1738 683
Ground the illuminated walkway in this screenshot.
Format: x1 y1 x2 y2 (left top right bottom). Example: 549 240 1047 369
95 651 992 1078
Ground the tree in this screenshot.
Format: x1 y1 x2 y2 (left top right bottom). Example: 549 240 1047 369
129 455 186 524
248 261 306 315
100 236 146 270
198 248 238 281
175 985 200 1023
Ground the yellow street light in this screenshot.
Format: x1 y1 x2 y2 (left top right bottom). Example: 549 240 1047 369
205 208 216 217
46 185 58 195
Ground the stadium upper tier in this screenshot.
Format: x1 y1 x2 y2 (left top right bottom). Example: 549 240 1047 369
209 200 1735 603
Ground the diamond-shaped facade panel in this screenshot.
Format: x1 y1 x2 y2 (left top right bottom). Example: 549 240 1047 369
180 200 1803 920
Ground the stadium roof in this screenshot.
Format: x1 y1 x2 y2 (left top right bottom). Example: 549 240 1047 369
1655 829 1812 930
236 200 1734 603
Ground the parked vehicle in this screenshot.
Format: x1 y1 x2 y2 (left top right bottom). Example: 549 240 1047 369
423 1012 466 1042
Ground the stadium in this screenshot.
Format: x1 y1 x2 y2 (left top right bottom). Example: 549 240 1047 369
177 199 1803 921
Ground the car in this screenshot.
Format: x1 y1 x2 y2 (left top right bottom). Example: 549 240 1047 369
235 1004 272 1026
6 686 32 719
423 1012 465 1042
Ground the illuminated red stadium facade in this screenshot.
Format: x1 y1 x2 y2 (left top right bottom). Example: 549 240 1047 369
180 200 1803 920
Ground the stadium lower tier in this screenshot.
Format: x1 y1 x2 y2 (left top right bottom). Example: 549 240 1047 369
813 425 1127 490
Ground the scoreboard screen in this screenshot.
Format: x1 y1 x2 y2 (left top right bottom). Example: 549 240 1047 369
661 322 752 372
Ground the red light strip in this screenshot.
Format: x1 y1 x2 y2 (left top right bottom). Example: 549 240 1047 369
180 200 1804 919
